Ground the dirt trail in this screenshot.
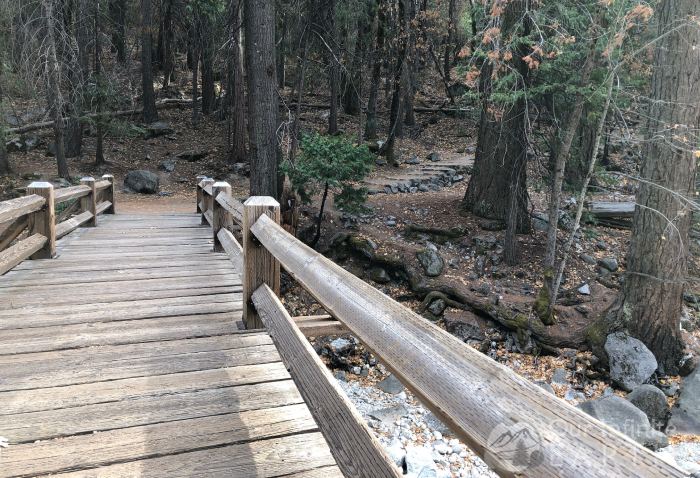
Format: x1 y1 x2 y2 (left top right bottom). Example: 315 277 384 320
115 190 195 214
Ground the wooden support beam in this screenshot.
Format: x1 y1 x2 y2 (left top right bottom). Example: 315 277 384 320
80 177 97 227
293 315 347 337
196 175 207 213
0 195 45 224
215 192 244 225
0 216 28 251
56 211 93 239
252 284 401 478
200 178 215 226
26 182 55 259
250 214 684 478
243 197 280 329
101 174 116 214
217 227 243 274
212 182 233 252
54 185 91 204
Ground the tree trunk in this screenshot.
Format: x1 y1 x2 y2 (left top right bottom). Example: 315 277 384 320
613 0 700 375
364 0 383 140
402 0 416 127
325 0 339 135
161 0 176 87
201 19 216 115
43 0 70 179
463 0 530 237
443 0 456 83
290 29 310 161
191 42 200 125
276 13 286 89
544 38 598 271
228 0 246 164
95 0 105 166
109 0 127 63
244 0 278 197
140 0 158 123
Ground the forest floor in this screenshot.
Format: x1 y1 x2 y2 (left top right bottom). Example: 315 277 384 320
3 105 700 476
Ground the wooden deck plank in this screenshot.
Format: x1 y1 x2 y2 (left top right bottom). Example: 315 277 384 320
0 404 316 478
2 380 303 443
49 432 337 478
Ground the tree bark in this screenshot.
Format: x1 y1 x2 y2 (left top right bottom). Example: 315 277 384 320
160 0 176 87
95 0 105 166
109 0 127 63
43 0 70 179
443 0 457 83
227 0 246 164
244 0 279 197
201 16 216 115
463 0 530 238
612 0 700 374
140 0 158 123
324 0 339 135
364 0 384 140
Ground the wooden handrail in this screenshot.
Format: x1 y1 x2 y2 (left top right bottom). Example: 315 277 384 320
54 185 91 204
0 174 115 275
0 195 45 224
215 192 244 225
248 212 683 478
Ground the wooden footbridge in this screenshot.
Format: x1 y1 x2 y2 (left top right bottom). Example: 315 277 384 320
0 175 685 477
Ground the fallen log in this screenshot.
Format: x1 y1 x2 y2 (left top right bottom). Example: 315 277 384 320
586 201 635 218
6 98 194 135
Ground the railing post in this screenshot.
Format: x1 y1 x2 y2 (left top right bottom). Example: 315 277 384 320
26 182 56 259
80 177 97 227
200 178 215 225
196 174 207 213
101 174 115 214
212 181 233 252
243 196 281 329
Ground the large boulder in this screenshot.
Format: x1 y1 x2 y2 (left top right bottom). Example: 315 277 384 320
176 149 209 162
578 396 668 450
605 332 657 391
667 367 700 434
124 170 159 194
145 121 174 138
628 385 670 430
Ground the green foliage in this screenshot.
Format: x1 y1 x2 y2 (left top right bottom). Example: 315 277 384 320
282 133 374 214
105 120 146 138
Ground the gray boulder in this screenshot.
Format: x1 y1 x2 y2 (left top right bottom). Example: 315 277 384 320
416 248 444 277
176 149 209 162
368 404 408 424
427 299 446 316
145 121 174 138
578 396 668 450
667 366 700 434
605 332 657 391
551 367 568 385
377 374 405 395
368 267 391 284
124 170 160 194
628 384 670 430
598 257 619 272
159 159 176 172
426 152 441 162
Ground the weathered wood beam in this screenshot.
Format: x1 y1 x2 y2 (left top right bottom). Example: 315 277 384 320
0 234 47 275
0 195 45 224
215 191 244 225
252 284 401 478
80 177 97 227
56 211 94 239
54 185 91 204
250 213 684 478
26 182 55 259
0 216 28 251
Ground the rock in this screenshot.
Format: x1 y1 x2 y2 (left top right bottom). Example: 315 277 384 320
124 170 159 194
378 374 405 395
369 404 408 424
535 381 555 395
532 212 549 231
427 299 447 316
328 338 353 356
368 267 391 284
426 152 441 162
52 178 71 189
580 254 597 265
334 370 346 382
159 159 176 172
347 236 378 259
145 121 174 138
598 257 619 272
596 240 608 250
473 234 497 252
552 368 568 385
667 366 700 434
175 149 209 162
416 248 444 277
404 446 438 478
406 155 420 165
418 184 430 192
386 439 407 469
578 396 668 450
5 137 23 152
443 310 487 342
605 332 657 391
628 384 670 430
577 283 591 295
375 158 387 166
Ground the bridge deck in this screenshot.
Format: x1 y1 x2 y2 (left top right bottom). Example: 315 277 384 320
0 214 341 477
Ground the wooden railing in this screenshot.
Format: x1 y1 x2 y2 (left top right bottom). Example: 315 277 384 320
198 182 684 478
0 174 115 274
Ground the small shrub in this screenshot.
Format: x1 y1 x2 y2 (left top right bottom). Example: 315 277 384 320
282 133 374 246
